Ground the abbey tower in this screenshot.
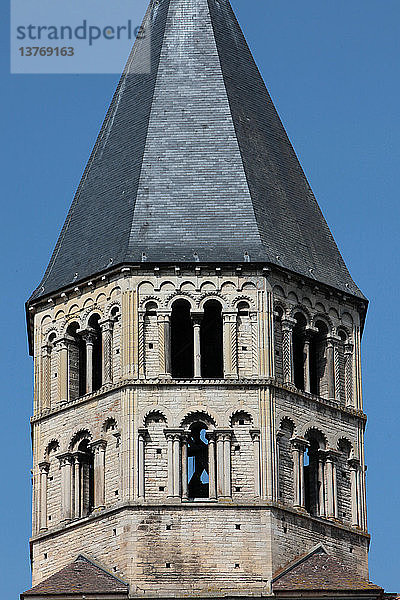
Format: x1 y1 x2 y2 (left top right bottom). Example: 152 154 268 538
22 0 383 598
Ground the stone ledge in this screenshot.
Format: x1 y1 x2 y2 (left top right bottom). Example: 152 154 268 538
30 500 370 544
31 379 366 424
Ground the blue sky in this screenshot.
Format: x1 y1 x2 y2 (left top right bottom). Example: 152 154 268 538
1 0 399 597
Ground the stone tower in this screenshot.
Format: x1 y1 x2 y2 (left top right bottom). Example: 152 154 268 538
23 0 382 598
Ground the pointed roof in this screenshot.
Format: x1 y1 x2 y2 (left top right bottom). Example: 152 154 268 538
30 0 364 301
21 555 129 597
272 545 382 595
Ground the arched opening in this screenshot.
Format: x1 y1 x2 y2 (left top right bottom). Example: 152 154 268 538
66 323 86 399
77 439 94 517
200 300 223 378
88 314 102 392
171 300 194 378
310 321 328 396
293 313 307 391
304 430 326 515
187 422 209 498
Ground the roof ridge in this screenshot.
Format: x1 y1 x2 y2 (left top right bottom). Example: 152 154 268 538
272 542 328 583
74 554 129 587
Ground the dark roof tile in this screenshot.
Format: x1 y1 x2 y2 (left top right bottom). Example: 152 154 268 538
29 0 364 301
21 555 129 597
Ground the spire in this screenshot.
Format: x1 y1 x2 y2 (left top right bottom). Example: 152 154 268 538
30 0 363 300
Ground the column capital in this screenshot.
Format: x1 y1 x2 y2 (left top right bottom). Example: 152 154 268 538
41 344 53 357
99 318 114 332
324 448 341 462
39 461 50 474
215 428 233 441
164 428 185 441
304 326 319 339
327 334 341 347
78 327 96 343
281 317 297 331
90 439 107 453
348 457 360 470
54 337 72 351
345 342 354 354
138 428 148 440
57 452 74 467
250 428 261 442
290 437 309 452
191 311 204 324
205 430 216 443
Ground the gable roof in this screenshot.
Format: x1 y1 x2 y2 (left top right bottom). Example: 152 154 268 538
273 545 382 594
29 0 364 302
21 555 129 597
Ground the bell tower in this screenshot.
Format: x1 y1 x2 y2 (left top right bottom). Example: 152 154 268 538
23 0 382 598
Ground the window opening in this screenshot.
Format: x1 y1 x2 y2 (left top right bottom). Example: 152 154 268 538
187 423 209 498
200 300 223 378
171 300 194 378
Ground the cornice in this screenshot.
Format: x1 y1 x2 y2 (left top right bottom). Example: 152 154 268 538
30 500 370 545
30 378 367 425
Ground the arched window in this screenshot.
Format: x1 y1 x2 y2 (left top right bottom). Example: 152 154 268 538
76 439 94 517
310 321 328 396
171 300 194 378
293 313 307 391
304 430 326 516
187 422 209 498
200 300 223 378
66 323 86 399
88 314 102 392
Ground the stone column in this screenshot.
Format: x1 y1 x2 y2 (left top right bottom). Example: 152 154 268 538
325 450 339 519
222 312 238 379
100 319 114 385
91 440 107 509
216 431 225 498
344 343 354 407
173 434 181 498
56 338 70 403
250 429 261 498
192 314 203 379
138 312 145 379
348 458 360 527
326 337 336 401
137 429 147 499
223 431 232 498
281 318 296 385
317 450 326 517
80 329 95 394
215 429 232 498
181 431 189 500
158 312 172 378
58 453 73 521
291 438 308 508
250 313 259 377
333 337 342 403
206 432 217 500
164 429 183 499
303 327 317 393
72 452 82 518
39 461 50 531
41 345 52 410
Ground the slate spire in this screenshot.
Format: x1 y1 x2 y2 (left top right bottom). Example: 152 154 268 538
31 0 363 300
